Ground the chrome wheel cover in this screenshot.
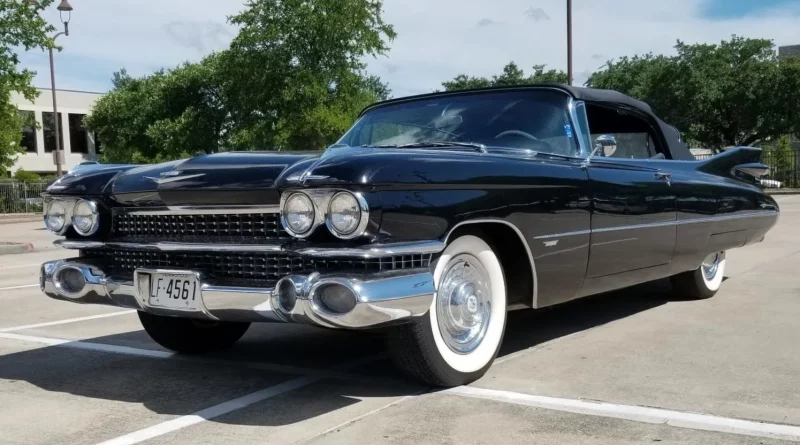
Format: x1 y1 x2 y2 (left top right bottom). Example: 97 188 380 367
436 254 492 354
701 251 725 281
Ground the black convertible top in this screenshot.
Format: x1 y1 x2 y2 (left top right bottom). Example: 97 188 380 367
363 84 695 161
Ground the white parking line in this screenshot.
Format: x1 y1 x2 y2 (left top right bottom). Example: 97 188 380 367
95 376 318 445
0 263 42 270
0 331 386 383
0 284 38 291
0 310 136 332
444 386 800 442
92 354 382 445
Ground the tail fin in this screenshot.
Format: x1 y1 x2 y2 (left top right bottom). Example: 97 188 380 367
697 146 767 178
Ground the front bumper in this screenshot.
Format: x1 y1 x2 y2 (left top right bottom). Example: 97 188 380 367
40 259 435 329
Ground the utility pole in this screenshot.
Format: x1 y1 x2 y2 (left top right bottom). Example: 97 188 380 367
567 0 573 85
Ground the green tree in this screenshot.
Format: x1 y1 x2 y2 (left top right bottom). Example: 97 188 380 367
218 0 396 151
0 0 57 174
86 59 228 163
442 62 568 91
86 0 395 162
588 36 800 151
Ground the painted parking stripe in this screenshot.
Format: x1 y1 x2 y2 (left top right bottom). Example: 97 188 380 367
444 386 800 442
0 332 386 383
91 354 382 445
0 310 136 332
94 376 318 445
0 262 42 270
0 284 38 291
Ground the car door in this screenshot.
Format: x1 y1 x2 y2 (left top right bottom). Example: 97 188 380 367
585 159 676 277
582 105 677 278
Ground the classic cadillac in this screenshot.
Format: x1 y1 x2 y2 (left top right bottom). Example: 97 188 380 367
40 85 779 386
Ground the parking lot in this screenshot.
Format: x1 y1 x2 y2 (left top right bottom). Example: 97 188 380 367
0 195 798 444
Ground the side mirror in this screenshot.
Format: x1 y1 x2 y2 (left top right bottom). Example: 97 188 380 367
594 134 617 157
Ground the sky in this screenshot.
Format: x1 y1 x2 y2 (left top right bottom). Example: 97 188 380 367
18 0 800 98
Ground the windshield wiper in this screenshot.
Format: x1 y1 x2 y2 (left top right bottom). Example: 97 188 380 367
395 141 487 152
530 151 579 161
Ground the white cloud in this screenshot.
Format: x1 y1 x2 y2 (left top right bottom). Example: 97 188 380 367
18 0 800 97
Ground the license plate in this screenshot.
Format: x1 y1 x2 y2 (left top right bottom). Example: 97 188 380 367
148 273 200 311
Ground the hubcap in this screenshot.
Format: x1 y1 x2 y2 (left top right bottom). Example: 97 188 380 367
436 254 492 354
701 251 724 281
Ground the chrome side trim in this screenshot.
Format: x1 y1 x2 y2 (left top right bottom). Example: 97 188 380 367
532 211 779 239
444 219 539 309
54 239 445 256
534 229 591 240
123 205 280 215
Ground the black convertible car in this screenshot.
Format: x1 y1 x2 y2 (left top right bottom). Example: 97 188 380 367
40 85 779 386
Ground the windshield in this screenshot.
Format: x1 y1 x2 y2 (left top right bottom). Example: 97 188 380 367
336 90 579 157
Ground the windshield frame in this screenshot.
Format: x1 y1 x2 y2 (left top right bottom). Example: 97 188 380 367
335 88 587 159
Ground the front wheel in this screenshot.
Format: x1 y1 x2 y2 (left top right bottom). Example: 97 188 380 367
138 312 250 354
387 235 507 387
670 251 726 300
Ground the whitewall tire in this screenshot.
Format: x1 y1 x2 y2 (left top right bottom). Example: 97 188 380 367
387 234 507 387
671 251 726 300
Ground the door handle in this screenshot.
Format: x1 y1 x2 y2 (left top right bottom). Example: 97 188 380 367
654 172 672 185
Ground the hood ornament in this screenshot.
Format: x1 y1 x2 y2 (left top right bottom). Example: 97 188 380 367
145 171 205 185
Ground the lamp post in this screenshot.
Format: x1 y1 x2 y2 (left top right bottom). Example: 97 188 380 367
566 0 573 85
31 0 74 176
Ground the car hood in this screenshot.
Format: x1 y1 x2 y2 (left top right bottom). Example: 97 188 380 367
49 146 559 207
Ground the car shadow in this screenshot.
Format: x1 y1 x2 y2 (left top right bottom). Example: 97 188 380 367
0 278 676 427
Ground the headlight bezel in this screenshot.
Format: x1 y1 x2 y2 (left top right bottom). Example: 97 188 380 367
325 191 369 239
71 199 100 236
279 189 371 240
280 192 317 237
44 200 68 235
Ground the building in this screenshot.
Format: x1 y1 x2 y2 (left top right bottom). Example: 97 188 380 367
779 44 800 59
10 88 104 175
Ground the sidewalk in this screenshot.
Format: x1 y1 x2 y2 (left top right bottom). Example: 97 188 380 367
0 221 57 255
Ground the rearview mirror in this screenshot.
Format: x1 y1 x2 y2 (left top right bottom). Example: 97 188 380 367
594 134 617 157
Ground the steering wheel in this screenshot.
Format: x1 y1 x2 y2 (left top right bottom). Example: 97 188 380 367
494 130 539 141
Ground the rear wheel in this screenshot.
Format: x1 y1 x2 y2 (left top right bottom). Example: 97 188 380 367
387 235 507 387
138 311 250 354
671 251 726 300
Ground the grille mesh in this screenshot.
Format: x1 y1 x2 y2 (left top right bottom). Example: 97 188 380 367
112 212 289 242
90 249 432 286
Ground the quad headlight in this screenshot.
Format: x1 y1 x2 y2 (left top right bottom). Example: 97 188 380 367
71 200 100 236
281 192 315 236
326 192 365 238
280 190 370 239
44 200 67 234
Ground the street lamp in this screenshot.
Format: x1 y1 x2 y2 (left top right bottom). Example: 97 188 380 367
30 0 74 176
566 0 573 86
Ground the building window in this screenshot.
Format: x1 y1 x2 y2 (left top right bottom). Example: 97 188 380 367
18 110 37 153
68 113 88 153
42 112 64 153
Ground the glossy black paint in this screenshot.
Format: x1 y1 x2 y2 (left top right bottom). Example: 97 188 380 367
44 89 779 311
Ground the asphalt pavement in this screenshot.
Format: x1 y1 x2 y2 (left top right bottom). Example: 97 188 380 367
0 195 798 444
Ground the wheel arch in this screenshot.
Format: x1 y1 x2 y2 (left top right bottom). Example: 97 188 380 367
442 219 538 308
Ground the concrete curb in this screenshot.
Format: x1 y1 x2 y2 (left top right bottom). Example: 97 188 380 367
0 242 34 255
766 189 800 195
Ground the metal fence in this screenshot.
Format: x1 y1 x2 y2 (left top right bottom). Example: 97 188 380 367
694 151 800 188
0 180 49 214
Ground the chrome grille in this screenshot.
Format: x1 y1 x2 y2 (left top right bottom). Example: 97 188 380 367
112 212 289 242
90 249 433 286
